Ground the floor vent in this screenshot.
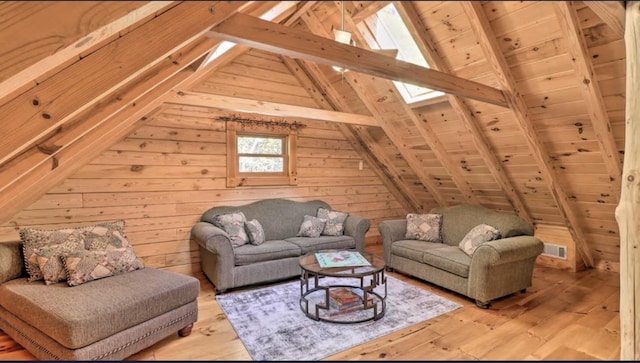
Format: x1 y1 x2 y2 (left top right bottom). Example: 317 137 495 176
542 243 567 260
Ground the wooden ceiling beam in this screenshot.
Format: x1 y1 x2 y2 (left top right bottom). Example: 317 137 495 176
583 1 625 39
205 13 509 108
0 2 249 169
462 1 595 267
553 1 622 203
617 4 640 359
165 91 378 127
0 1 176 105
395 1 533 224
350 1 392 24
341 2 479 205
300 8 448 207
286 57 422 212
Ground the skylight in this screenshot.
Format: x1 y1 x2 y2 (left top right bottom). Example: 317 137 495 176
359 3 444 104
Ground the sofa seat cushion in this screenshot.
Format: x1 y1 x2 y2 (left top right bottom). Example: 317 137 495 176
422 246 471 278
233 240 301 266
285 236 355 254
0 268 199 349
391 240 444 263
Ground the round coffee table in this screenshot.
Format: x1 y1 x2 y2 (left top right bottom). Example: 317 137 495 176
299 250 387 324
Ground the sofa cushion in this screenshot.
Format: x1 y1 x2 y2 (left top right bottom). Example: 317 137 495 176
285 235 355 254
458 224 502 256
405 213 442 243
422 246 471 278
233 240 301 266
317 208 348 236
245 219 266 246
296 215 326 238
391 240 445 263
62 247 144 286
0 241 24 284
0 268 199 349
211 211 249 247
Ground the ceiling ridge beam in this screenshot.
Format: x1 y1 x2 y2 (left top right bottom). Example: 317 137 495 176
205 12 510 108
285 56 423 212
394 1 532 224
553 1 622 203
583 1 625 39
299 8 449 207
341 2 479 205
461 1 595 267
166 91 378 127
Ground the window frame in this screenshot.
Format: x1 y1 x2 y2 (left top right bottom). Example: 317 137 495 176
226 123 298 187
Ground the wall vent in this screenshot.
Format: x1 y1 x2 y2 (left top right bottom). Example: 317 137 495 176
542 243 567 260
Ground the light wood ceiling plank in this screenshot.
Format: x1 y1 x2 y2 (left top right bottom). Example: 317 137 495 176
553 1 622 203
300 8 448 207
617 3 640 360
0 1 176 105
166 91 378 127
0 2 248 169
395 1 533 224
286 56 422 212
350 1 392 24
205 12 509 108
584 1 625 39
461 1 595 267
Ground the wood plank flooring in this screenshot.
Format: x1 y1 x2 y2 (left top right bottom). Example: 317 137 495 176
0 245 620 360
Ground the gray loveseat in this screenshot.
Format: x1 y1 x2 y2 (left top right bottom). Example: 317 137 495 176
191 198 370 293
0 241 199 360
380 204 543 308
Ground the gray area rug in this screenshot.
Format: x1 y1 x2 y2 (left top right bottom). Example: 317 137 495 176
216 275 462 361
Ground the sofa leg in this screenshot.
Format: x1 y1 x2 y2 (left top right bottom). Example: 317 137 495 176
215 288 227 295
385 267 394 272
475 300 490 309
178 324 194 337
520 288 527 293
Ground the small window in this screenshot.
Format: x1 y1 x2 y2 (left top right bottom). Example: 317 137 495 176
226 124 297 187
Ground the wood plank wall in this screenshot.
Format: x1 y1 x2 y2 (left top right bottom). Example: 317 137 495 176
0 49 408 274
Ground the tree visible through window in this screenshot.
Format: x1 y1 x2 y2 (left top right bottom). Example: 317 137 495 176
237 136 284 173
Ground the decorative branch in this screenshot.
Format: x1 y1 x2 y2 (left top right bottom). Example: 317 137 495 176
217 115 307 131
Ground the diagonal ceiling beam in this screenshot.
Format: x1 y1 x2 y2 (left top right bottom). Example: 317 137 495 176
350 1 392 24
283 56 420 212
461 1 595 267
205 12 509 108
165 91 378 126
583 1 625 39
553 1 622 203
394 1 533 224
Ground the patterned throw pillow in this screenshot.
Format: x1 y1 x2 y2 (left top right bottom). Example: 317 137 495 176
245 219 266 246
459 224 502 256
34 235 85 285
62 247 144 287
20 220 126 283
212 212 249 247
296 215 327 238
317 207 349 236
405 213 443 243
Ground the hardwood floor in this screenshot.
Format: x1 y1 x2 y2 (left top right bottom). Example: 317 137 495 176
0 246 620 360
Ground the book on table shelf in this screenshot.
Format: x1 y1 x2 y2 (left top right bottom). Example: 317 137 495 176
328 287 374 315
315 251 371 268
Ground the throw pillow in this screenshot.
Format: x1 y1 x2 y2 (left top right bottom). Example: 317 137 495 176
317 207 349 236
211 211 249 247
20 220 126 282
245 219 266 246
62 247 144 287
458 224 502 256
34 234 86 285
296 215 327 238
405 213 443 243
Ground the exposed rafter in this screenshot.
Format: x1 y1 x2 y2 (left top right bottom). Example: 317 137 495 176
350 1 392 24
394 1 532 224
165 91 379 126
584 1 626 39
461 1 595 267
553 1 622 203
205 13 509 107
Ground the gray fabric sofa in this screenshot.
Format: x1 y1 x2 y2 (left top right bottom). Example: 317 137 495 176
191 198 371 293
0 241 199 360
379 204 543 308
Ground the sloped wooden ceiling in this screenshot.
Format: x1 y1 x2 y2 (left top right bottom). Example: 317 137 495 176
0 1 627 273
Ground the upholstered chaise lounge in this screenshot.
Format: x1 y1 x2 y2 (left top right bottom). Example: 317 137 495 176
380 204 543 308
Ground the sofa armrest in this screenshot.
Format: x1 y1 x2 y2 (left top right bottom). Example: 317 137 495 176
378 219 407 267
472 236 544 266
343 215 371 253
190 222 234 256
0 241 25 284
